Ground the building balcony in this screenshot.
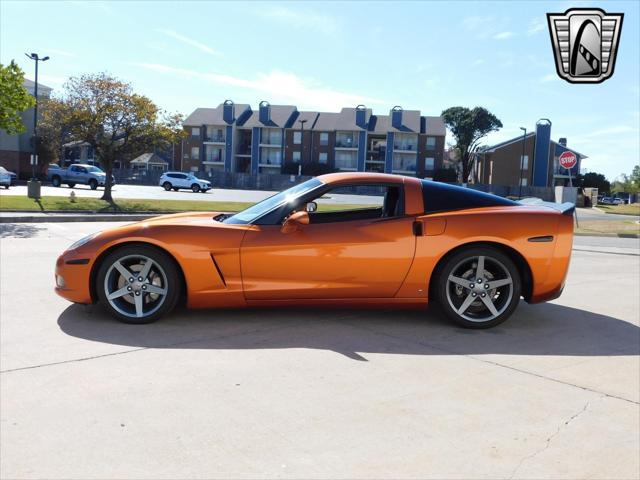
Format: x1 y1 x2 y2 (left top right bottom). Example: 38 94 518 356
203 136 226 144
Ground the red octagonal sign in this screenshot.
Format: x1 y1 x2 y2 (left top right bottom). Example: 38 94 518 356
559 151 577 170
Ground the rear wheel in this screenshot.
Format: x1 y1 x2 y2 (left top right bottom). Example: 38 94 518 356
434 246 521 329
191 184 200 193
89 179 98 190
96 245 180 324
163 182 172 191
52 176 61 187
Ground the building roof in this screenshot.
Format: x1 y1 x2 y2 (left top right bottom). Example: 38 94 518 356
23 79 52 97
422 116 447 136
290 111 320 129
130 153 169 165
183 103 251 126
237 105 298 128
485 132 587 158
334 107 372 131
313 112 341 131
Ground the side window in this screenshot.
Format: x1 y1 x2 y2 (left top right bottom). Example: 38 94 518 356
70 165 78 172
303 184 403 224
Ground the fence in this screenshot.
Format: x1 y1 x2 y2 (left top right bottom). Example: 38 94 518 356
111 168 557 200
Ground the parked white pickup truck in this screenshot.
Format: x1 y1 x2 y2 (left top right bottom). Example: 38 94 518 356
48 164 114 190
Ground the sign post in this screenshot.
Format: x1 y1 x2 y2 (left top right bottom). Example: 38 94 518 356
559 151 579 227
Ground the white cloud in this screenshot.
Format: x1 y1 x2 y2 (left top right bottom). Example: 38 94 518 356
132 63 385 111
493 31 515 40
39 74 66 88
527 18 546 36
157 29 221 56
259 6 339 35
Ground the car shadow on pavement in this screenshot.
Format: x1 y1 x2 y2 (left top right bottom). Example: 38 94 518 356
0 223 44 239
57 302 640 360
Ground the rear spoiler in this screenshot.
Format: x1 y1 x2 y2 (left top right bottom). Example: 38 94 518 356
518 198 575 215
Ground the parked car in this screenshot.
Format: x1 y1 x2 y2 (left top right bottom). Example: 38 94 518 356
159 171 211 193
0 166 12 189
55 172 575 328
612 198 625 205
600 197 613 205
48 163 114 190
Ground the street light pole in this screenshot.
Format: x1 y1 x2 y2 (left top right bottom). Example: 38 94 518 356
518 127 526 199
24 53 49 180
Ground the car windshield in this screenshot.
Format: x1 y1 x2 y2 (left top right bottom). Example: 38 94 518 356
86 166 104 173
223 178 323 224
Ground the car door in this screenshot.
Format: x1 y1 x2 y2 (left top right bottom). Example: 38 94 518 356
240 183 417 300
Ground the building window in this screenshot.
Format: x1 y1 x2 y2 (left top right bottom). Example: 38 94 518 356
520 178 528 186
191 146 200 161
319 152 328 164
319 132 329 146
292 151 301 162
191 127 200 138
426 136 436 149
335 151 357 170
425 157 435 171
520 155 529 169
336 131 358 148
205 126 225 142
394 133 418 151
261 128 281 145
205 145 223 163
393 153 417 173
293 131 302 145
260 148 282 165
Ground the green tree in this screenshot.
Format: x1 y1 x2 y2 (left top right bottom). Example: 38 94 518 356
579 172 610 193
59 73 179 203
441 106 503 184
630 165 640 190
0 61 36 135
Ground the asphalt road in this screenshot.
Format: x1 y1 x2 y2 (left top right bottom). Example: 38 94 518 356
1 223 639 479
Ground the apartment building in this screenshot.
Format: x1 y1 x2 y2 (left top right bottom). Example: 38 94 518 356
0 79 52 178
182 101 446 177
471 119 586 188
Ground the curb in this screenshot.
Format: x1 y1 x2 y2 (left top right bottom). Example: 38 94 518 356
574 232 639 239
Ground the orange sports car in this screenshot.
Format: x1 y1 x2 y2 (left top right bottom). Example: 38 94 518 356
55 172 574 328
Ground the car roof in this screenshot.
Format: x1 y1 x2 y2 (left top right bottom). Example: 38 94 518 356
317 171 414 185
164 171 192 175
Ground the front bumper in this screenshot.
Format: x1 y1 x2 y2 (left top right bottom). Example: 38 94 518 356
54 253 94 304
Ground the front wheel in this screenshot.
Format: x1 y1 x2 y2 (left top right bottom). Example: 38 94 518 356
434 247 521 329
52 176 61 187
96 245 181 324
89 179 98 190
191 184 200 193
162 182 172 191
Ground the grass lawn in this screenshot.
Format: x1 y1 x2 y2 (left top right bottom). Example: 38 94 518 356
0 195 370 214
575 219 640 236
595 203 640 216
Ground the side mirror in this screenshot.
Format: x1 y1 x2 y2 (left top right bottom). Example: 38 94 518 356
281 211 309 233
305 202 317 213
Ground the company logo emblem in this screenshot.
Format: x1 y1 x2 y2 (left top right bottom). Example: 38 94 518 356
559 151 577 170
547 8 624 84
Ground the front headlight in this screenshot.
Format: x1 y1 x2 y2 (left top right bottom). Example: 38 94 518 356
67 232 99 251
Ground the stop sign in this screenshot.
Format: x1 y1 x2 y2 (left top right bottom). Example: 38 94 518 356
559 151 577 169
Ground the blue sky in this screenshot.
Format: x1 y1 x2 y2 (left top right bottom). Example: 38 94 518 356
1 0 638 180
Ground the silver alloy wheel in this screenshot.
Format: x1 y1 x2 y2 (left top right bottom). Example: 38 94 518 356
445 255 514 323
103 254 169 319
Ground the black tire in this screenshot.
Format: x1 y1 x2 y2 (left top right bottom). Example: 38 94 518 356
434 246 521 329
191 184 200 193
163 182 172 191
96 245 181 324
67 182 75 188
172 187 179 191
89 179 98 190
4 185 9 189
52 176 61 187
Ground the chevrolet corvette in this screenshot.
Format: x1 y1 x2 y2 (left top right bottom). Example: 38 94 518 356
55 172 574 328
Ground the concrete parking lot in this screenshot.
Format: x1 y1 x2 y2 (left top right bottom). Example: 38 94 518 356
1 222 639 479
